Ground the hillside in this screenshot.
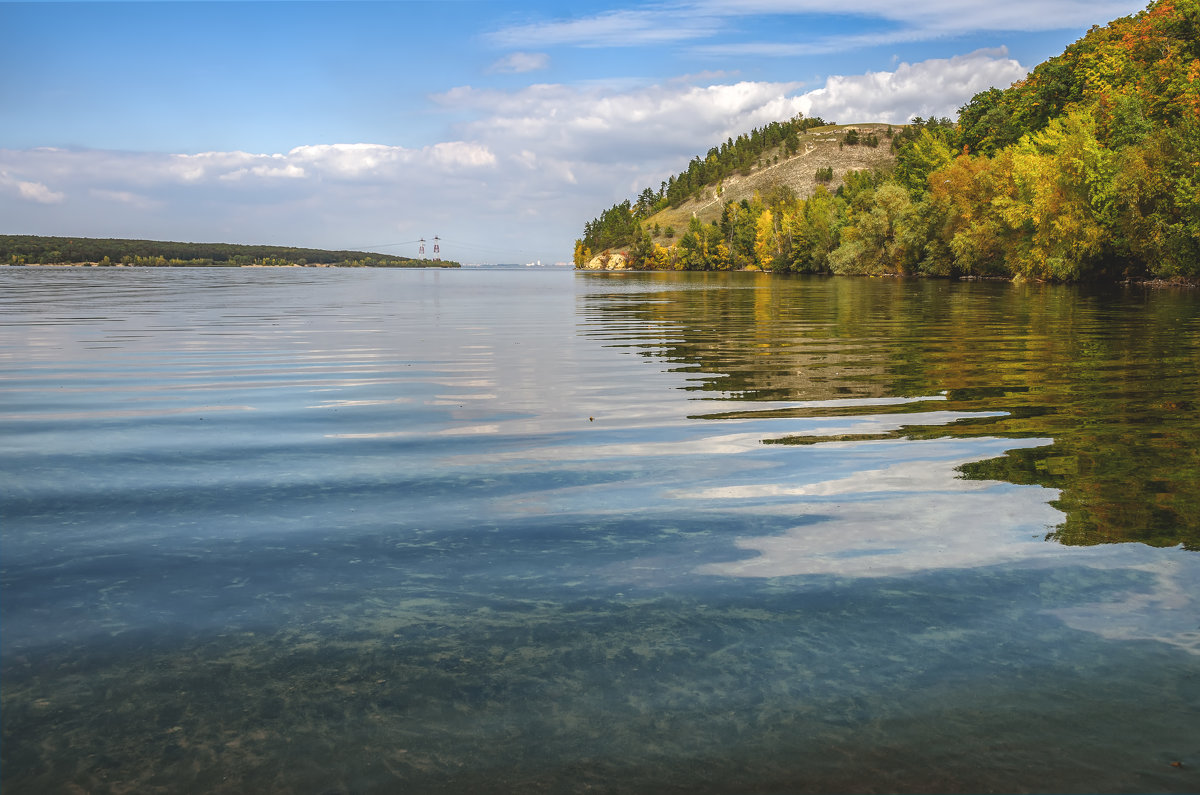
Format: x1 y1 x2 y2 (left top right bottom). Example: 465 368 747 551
644 123 896 234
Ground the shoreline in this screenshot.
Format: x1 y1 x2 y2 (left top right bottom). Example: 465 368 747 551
2 262 459 269
575 264 1200 289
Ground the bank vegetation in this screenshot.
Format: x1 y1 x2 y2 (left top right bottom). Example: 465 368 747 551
576 0 1199 283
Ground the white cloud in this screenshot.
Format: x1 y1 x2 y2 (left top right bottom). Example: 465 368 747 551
490 0 1147 50
693 0 1143 32
436 80 814 162
17 180 65 204
795 49 1030 123
1 171 67 204
89 188 161 210
487 8 722 48
428 141 498 169
488 52 550 74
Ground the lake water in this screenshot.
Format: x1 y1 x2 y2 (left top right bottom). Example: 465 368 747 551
2 267 1197 793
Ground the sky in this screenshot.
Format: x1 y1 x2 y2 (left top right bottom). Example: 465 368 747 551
0 0 1149 265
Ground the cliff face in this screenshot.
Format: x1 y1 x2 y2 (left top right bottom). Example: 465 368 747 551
582 252 629 270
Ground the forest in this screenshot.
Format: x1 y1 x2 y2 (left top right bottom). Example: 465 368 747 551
0 235 458 268
575 0 1199 282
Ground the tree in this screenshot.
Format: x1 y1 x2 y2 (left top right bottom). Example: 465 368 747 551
1000 111 1112 280
754 209 781 270
677 216 709 269
785 186 843 273
829 184 914 274
573 239 592 267
893 128 954 196
922 153 1011 277
1112 120 1200 277
648 243 673 270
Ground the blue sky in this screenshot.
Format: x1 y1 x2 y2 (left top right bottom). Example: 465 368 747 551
1 0 1147 263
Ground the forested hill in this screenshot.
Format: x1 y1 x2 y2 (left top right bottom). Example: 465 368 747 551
0 235 460 268
576 0 1200 281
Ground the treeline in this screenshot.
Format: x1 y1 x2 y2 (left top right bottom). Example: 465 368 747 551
0 236 459 268
578 115 828 255
578 0 1199 281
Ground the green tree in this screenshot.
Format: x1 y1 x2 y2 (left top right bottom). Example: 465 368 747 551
893 128 954 196
1000 112 1113 280
784 186 843 273
829 183 914 275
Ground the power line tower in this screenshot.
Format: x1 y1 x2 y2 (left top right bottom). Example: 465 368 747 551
418 238 426 258
432 236 441 261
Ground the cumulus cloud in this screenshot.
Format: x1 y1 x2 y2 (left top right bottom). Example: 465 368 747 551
435 80 812 162
795 48 1029 123
488 52 550 74
1 171 66 204
17 180 66 204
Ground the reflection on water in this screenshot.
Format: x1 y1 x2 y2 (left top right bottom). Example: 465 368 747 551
1 267 1197 794
584 271 1200 550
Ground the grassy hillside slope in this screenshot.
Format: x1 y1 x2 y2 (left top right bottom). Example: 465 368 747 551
644 124 895 235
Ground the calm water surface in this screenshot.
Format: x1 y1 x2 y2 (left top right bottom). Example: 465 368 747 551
2 267 1198 793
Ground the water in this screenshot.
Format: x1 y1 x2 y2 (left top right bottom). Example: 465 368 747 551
1 267 1197 793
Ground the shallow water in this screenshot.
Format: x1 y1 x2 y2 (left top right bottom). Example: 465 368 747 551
2 267 1197 793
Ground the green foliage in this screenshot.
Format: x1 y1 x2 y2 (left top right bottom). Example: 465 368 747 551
893 128 955 196
784 186 844 273
959 0 1200 154
839 127 879 148
582 201 639 253
829 184 914 275
0 236 452 268
1111 118 1200 276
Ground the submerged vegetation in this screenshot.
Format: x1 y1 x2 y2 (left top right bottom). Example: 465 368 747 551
0 235 459 268
576 0 1200 282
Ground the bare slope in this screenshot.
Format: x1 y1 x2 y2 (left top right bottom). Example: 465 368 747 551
645 124 897 234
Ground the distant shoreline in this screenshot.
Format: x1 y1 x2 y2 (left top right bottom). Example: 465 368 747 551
0 234 461 269
1 264 458 273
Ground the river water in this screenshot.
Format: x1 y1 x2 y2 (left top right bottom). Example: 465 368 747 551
2 267 1197 793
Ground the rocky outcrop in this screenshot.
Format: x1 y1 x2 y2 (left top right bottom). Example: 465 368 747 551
582 253 629 270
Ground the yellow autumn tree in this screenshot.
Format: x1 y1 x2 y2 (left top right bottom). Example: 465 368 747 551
999 111 1113 280
754 209 780 270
